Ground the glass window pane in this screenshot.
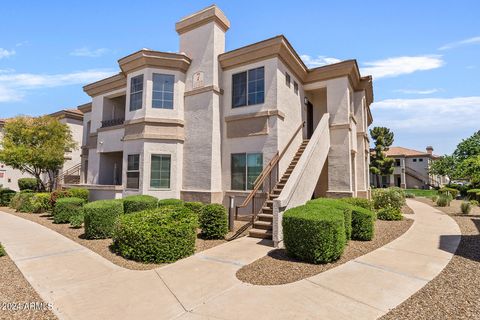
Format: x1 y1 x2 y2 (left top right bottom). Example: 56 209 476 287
152 74 175 109
126 172 139 189
247 153 263 190
127 154 139 171
231 153 246 190
150 154 170 188
232 72 247 108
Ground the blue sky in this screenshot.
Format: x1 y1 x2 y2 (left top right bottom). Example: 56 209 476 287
0 0 479 155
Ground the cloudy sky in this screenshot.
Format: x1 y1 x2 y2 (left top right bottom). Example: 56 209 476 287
0 0 479 154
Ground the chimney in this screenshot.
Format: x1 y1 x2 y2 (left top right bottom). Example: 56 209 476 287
426 146 433 155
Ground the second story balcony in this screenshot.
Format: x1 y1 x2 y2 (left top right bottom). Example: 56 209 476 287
101 118 125 128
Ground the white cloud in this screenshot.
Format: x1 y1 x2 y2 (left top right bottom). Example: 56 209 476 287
394 88 439 95
361 55 444 79
0 48 15 59
0 69 115 103
439 36 480 51
70 47 109 57
372 96 480 132
300 55 341 68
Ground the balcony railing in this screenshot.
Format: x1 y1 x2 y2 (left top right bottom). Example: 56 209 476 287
101 118 125 128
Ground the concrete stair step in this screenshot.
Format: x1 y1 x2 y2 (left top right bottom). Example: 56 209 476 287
258 213 273 221
249 228 272 239
253 220 272 230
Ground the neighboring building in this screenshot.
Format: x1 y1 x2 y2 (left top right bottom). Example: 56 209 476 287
76 5 374 244
0 109 84 191
371 146 448 189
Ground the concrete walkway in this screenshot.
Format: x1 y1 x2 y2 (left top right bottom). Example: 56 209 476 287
0 199 461 320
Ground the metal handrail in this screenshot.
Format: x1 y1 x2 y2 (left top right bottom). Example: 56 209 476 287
101 118 125 128
235 121 305 222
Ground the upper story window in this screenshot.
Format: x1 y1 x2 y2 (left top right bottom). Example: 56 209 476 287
419 158 423 162
413 158 417 162
129 75 144 111
232 67 264 108
395 159 401 167
285 72 291 87
294 81 299 95
152 74 174 109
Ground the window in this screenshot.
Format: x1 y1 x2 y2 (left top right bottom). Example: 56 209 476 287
152 74 174 109
413 159 417 162
231 153 263 190
395 159 401 167
419 158 423 162
294 81 299 95
126 154 140 189
285 72 291 87
150 154 171 189
129 75 143 111
232 67 264 108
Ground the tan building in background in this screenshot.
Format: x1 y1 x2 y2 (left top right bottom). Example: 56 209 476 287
75 5 374 245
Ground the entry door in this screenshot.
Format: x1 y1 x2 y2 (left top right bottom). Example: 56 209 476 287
306 101 314 139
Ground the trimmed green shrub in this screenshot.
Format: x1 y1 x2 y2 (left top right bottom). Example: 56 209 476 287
460 202 472 215
184 201 204 216
123 195 158 214
199 204 228 239
18 178 38 191
68 188 89 202
436 195 450 207
0 243 5 257
69 213 84 228
377 207 403 221
84 199 124 239
16 192 35 212
439 187 459 199
283 205 346 264
0 189 16 206
53 197 85 224
470 200 479 207
372 188 406 211
31 193 51 213
49 190 71 208
351 207 376 241
405 193 416 198
339 197 374 211
157 198 184 207
307 198 352 240
112 206 198 263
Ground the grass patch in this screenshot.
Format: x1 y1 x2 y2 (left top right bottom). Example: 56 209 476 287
404 189 438 197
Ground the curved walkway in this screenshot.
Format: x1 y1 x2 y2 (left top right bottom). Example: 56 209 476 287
0 199 461 320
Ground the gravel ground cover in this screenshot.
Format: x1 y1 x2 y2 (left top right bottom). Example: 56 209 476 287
381 199 480 320
237 218 413 285
0 253 58 320
402 204 415 215
0 207 248 270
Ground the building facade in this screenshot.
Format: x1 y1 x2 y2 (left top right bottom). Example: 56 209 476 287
371 146 448 189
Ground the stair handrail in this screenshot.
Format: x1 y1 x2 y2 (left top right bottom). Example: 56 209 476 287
236 121 305 221
405 166 441 186
55 163 82 188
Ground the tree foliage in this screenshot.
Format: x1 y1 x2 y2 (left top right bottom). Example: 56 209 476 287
453 130 480 162
0 116 76 191
369 127 395 186
429 155 457 181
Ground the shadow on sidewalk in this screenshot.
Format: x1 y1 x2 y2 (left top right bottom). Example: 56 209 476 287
439 217 480 263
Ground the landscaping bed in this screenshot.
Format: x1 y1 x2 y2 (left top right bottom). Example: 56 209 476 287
236 218 413 285
0 251 58 320
381 199 480 319
0 207 248 270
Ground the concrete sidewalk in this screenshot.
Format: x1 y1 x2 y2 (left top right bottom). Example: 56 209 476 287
0 199 461 320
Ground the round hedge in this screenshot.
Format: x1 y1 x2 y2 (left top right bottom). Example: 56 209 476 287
157 198 184 207
199 204 228 239
123 195 158 214
112 206 198 263
377 207 403 221
283 204 346 264
53 197 85 224
307 198 352 240
68 188 89 202
184 201 204 216
339 197 373 211
84 199 124 239
351 206 376 240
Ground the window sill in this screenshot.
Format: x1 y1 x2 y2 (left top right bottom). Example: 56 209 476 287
148 188 172 191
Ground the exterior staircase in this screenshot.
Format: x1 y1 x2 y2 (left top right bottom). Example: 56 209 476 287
248 139 310 239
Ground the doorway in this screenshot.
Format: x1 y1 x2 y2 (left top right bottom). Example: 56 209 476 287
306 101 314 139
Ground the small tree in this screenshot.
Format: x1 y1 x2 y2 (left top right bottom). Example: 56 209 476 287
0 116 76 191
429 155 457 183
370 127 395 187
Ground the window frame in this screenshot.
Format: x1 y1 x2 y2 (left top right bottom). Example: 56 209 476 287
231 152 263 191
294 81 299 95
150 154 171 189
126 154 140 189
152 73 175 109
285 72 291 87
129 75 144 111
231 66 265 108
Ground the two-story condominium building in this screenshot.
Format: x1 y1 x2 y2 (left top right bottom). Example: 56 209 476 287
77 5 374 245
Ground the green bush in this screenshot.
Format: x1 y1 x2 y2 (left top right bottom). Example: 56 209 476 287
431 195 439 203
49 190 71 208
307 198 352 240
339 197 374 211
377 207 403 221
18 178 38 191
372 188 406 211
157 198 184 207
405 193 416 198
68 188 89 202
0 189 16 206
351 207 376 241
31 193 52 213
439 187 459 199
69 213 84 228
184 201 204 216
460 202 472 215
470 200 479 207
53 197 85 224
112 206 198 263
199 204 228 239
12 192 35 212
436 195 450 207
283 204 346 264
123 195 158 214
0 243 5 257
467 189 480 200
84 200 124 239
